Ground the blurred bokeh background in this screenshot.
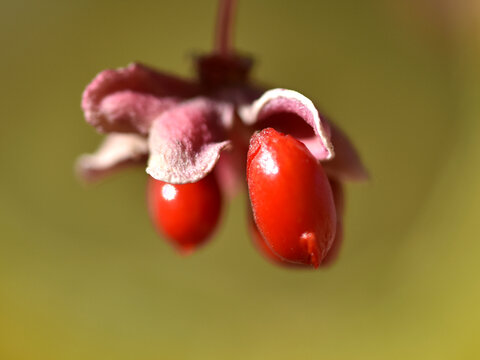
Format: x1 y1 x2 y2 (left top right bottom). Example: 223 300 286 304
1 0 479 359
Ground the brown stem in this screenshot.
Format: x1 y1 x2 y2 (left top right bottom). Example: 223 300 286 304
214 0 237 56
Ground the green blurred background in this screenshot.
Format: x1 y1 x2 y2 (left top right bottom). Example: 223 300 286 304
1 0 479 359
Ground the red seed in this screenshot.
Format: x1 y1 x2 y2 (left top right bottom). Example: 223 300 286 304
248 212 304 268
147 172 222 254
321 178 344 267
247 128 336 268
249 177 344 269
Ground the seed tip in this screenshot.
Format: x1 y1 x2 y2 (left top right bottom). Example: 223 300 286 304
300 232 320 268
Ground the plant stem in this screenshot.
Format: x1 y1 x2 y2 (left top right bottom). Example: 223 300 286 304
214 0 237 56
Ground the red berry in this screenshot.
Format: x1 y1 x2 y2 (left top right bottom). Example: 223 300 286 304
321 178 344 267
248 212 304 267
249 179 344 268
247 128 336 268
147 172 222 254
248 213 277 262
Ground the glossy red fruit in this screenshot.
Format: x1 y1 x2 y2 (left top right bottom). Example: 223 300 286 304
249 179 344 268
248 176 344 269
321 178 344 267
248 212 303 267
247 128 336 268
147 172 222 254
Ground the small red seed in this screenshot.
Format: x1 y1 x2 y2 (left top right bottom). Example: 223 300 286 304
247 128 336 268
147 172 222 254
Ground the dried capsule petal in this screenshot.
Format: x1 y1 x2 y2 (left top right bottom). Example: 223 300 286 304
76 133 148 182
247 128 336 268
146 98 233 184
82 63 200 134
239 88 334 161
240 89 368 182
322 123 369 181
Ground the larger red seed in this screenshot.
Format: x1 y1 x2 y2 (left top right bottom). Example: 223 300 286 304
147 172 222 254
247 128 336 268
248 212 303 268
320 178 344 267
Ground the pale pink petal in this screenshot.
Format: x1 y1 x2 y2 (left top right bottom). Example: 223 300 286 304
214 143 247 197
212 119 251 197
239 88 334 161
322 123 369 181
146 98 233 184
97 91 178 134
82 63 200 134
76 133 149 182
